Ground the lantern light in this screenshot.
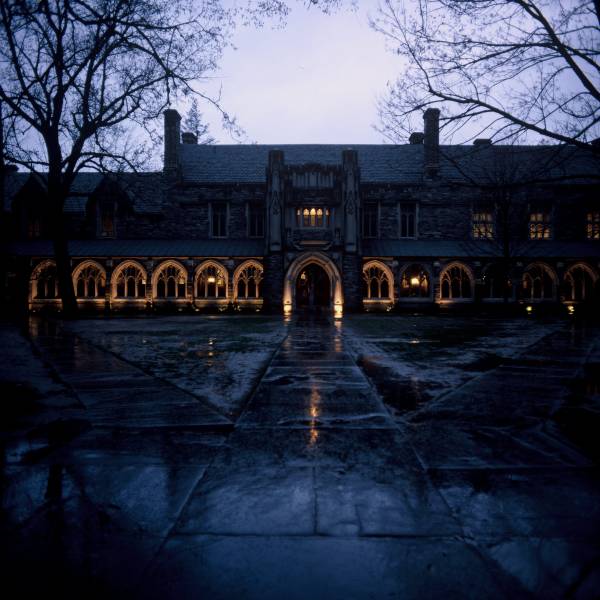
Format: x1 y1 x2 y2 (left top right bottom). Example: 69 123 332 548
410 277 420 286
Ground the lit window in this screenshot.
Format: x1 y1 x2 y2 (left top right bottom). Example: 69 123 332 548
296 207 330 228
211 203 227 237
400 264 429 298
586 211 600 240
400 203 417 238
441 265 472 299
115 264 146 298
34 263 59 299
248 205 264 237
529 211 551 239
363 203 378 238
196 264 227 298
236 263 263 299
362 263 392 299
75 264 105 298
156 265 186 298
472 211 494 239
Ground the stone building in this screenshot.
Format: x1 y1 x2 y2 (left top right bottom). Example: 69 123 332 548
2 108 600 314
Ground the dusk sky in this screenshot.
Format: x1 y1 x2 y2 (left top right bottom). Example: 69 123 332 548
201 2 403 144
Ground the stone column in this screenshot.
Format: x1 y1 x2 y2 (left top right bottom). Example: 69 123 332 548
342 149 360 253
267 150 284 252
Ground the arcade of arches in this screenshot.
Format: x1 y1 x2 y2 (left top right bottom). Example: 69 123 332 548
28 256 599 312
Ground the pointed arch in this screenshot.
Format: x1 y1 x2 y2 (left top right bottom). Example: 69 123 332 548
194 260 229 300
522 262 558 301
564 262 598 302
283 251 343 315
72 260 106 299
362 260 394 306
233 260 263 300
152 260 188 299
439 261 475 301
29 259 59 304
111 260 148 299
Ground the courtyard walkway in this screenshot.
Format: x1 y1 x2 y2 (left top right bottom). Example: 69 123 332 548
1 314 599 598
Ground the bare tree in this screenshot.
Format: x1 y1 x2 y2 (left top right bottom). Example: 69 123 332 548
0 0 242 314
183 98 215 144
372 0 600 148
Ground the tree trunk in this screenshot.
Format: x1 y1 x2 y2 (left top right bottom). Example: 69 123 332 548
49 189 78 317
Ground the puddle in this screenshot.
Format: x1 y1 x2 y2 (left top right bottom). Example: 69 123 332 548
357 355 430 413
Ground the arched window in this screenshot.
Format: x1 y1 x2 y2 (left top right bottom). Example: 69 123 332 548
33 262 59 299
362 262 393 299
114 263 146 298
522 264 556 300
235 262 263 299
482 263 511 299
400 264 430 298
155 263 187 299
74 263 105 298
564 264 596 302
196 262 227 299
440 264 473 300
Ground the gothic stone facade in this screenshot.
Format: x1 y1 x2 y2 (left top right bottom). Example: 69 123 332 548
3 109 600 314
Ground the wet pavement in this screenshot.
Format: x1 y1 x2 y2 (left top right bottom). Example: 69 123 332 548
1 314 599 598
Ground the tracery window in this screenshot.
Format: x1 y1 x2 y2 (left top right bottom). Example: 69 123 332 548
362 263 392 299
296 207 330 228
440 264 472 299
34 263 59 299
586 211 600 240
196 263 227 298
400 203 417 238
156 264 187 298
564 264 596 302
522 264 555 300
400 264 429 298
236 263 263 299
115 264 146 298
75 264 105 298
472 211 494 239
529 211 551 239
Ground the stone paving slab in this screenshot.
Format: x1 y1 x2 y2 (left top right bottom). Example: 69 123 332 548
140 535 517 600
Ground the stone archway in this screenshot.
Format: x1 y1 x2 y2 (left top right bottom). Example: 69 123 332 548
283 251 343 315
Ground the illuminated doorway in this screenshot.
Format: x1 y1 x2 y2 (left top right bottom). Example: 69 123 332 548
295 263 331 309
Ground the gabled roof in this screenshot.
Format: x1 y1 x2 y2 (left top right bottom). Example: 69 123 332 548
3 171 164 214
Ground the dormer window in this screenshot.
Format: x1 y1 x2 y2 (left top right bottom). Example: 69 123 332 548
529 211 551 240
296 207 330 228
472 211 494 239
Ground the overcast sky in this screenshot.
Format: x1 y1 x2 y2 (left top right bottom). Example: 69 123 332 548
201 2 402 144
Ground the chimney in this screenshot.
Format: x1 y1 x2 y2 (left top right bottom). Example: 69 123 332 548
163 109 181 175
409 132 424 145
423 108 440 177
268 149 284 168
181 132 198 145
342 148 358 166
473 138 492 146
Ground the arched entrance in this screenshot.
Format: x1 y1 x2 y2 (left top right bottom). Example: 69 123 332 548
296 263 331 309
283 251 343 315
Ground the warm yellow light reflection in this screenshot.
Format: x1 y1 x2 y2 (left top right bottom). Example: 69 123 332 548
309 387 320 446
334 304 343 318
568 305 575 314
284 303 292 315
207 276 216 284
526 305 533 313
410 277 420 286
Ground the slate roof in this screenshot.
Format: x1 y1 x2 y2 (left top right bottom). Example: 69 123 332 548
363 240 600 259
5 239 264 258
3 171 164 214
179 143 600 186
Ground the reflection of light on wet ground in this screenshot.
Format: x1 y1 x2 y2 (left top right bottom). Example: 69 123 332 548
309 386 320 446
